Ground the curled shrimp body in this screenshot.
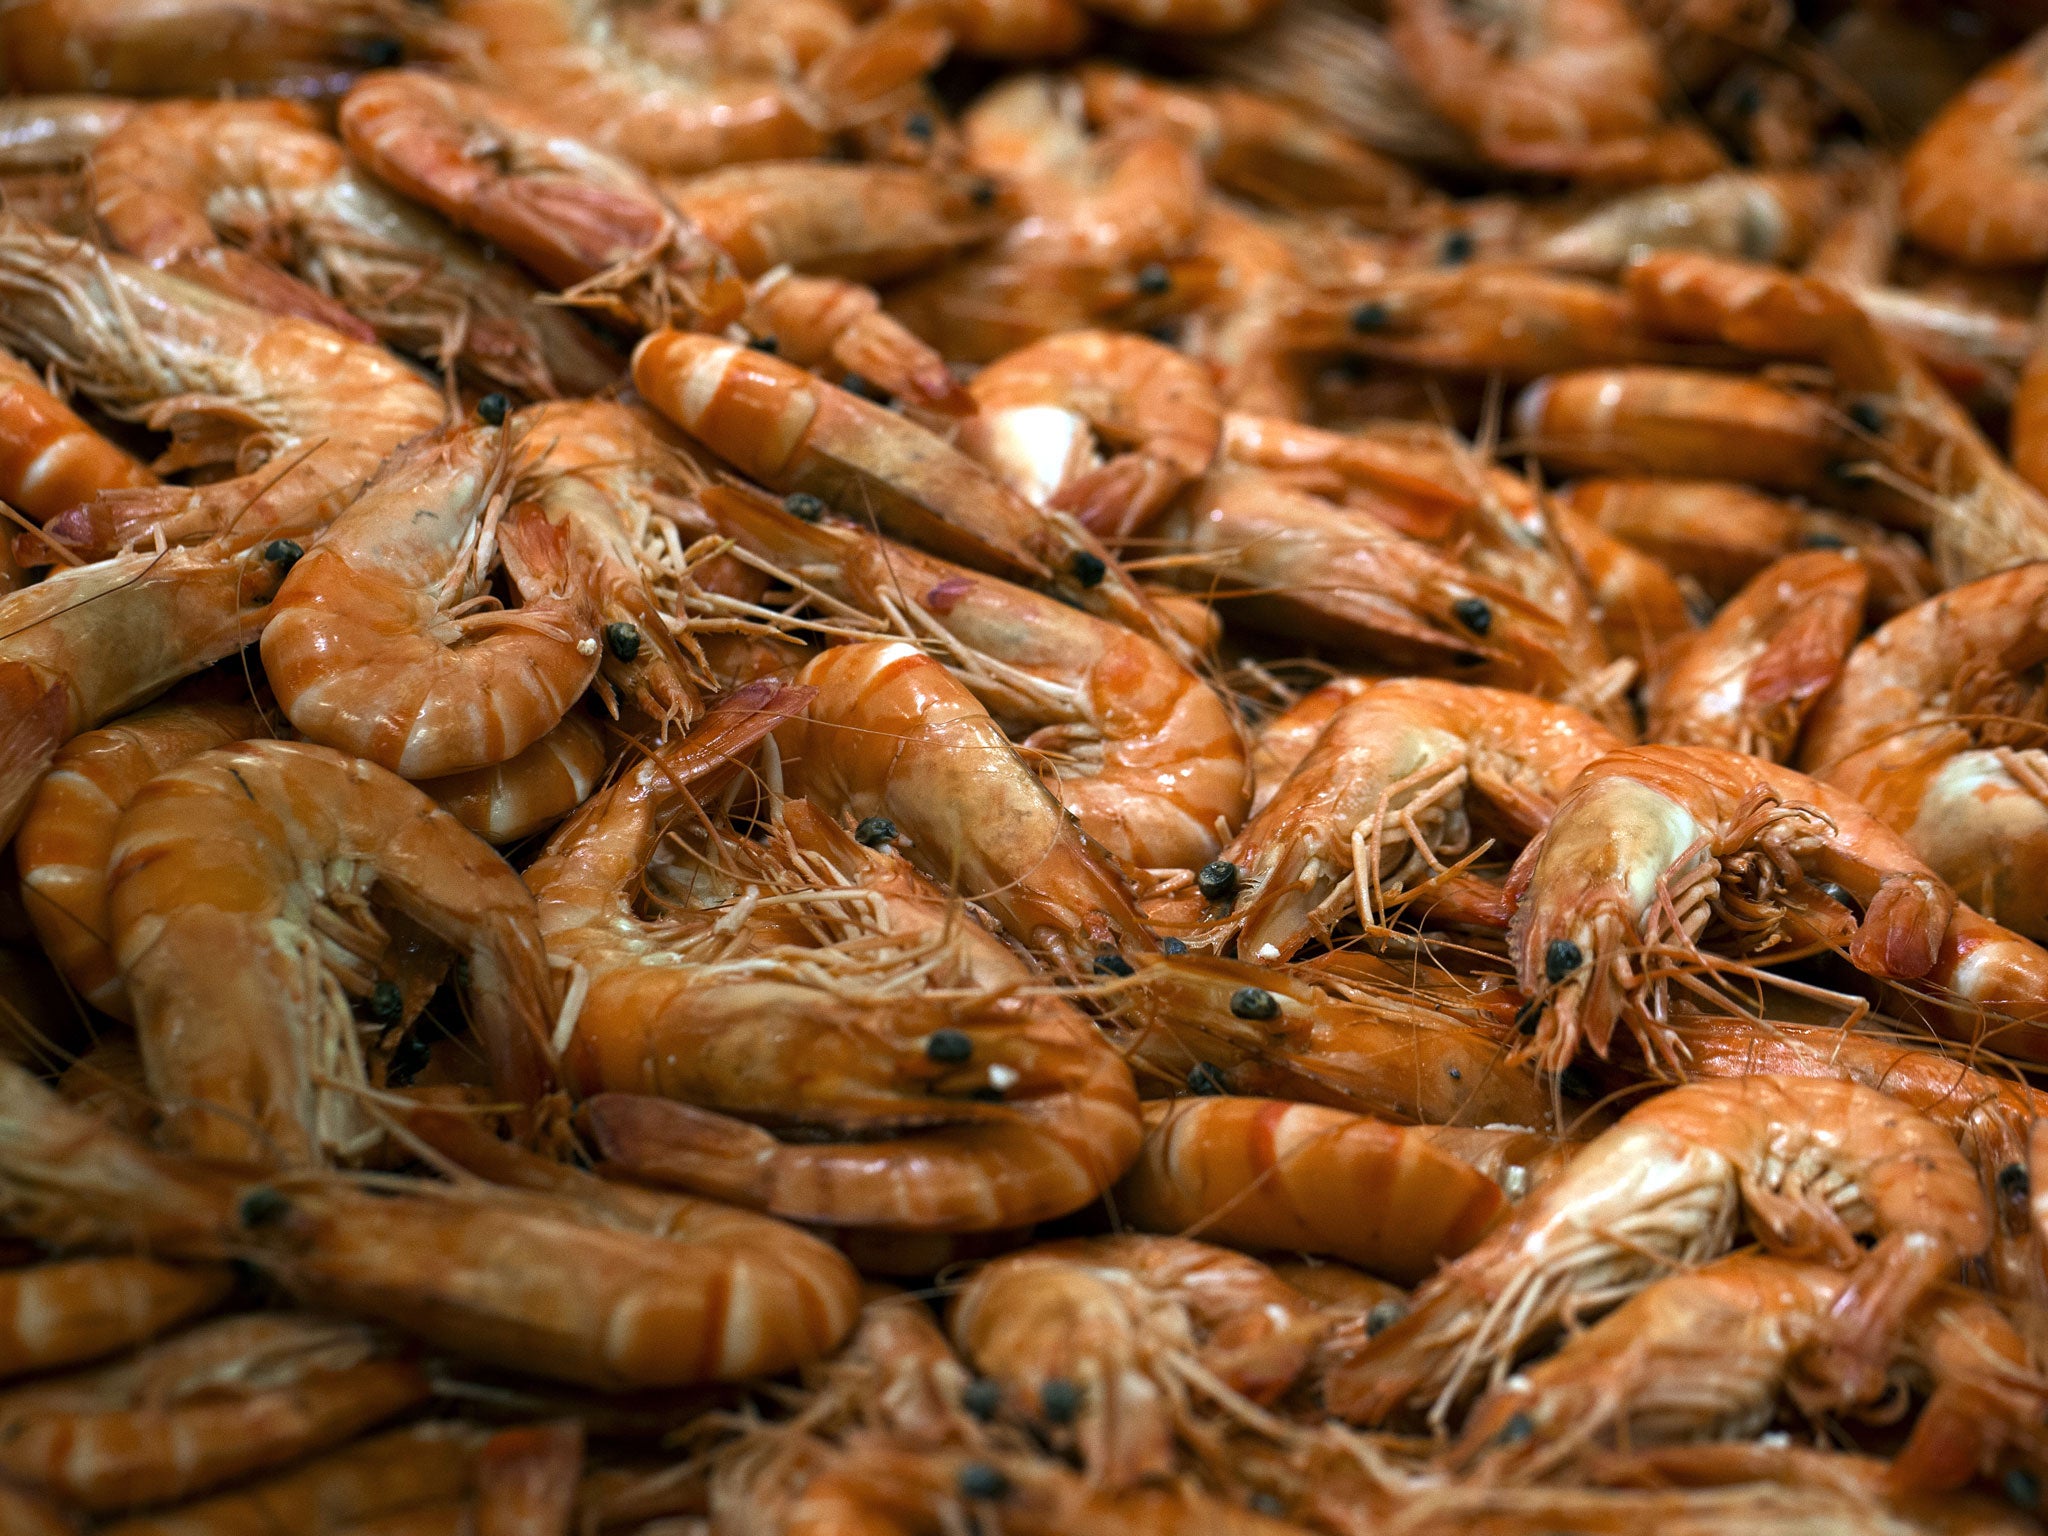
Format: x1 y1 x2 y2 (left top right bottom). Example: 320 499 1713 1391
415 709 609 845
1644 549 1868 762
106 739 558 1166
0 1312 429 1514
0 344 156 525
1508 745 1955 1071
958 329 1222 541
1117 1097 1504 1283
778 641 1153 965
1325 1074 1988 1428
336 71 743 333
1215 678 1624 962
90 97 619 400
707 489 1248 869
742 268 971 413
260 426 601 779
1248 676 1372 814
16 694 268 1019
949 1235 1323 1486
0 216 447 564
1534 170 1844 274
0 541 281 848
0 1256 231 1383
1902 30 2048 267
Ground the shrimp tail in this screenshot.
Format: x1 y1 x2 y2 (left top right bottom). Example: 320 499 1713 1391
831 311 972 415
496 497 586 606
1053 454 1178 541
0 660 66 844
1853 874 1948 979
582 1094 777 1207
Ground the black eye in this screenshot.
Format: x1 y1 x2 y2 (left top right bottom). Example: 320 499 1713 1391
1350 300 1391 334
1451 596 1492 635
1544 938 1584 983
475 392 509 426
957 1462 1009 1500
604 622 642 662
925 1028 973 1064
1846 400 1886 436
784 492 826 522
263 539 304 575
853 815 896 847
1186 1062 1227 1095
1039 1378 1083 1423
1229 986 1279 1020
1069 550 1107 588
1134 263 1172 296
1092 953 1134 978
1439 229 1475 265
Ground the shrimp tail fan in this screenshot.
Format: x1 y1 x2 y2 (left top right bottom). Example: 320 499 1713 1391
0 662 66 844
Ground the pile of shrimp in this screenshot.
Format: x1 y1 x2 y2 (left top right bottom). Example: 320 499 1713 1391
14 0 2048 1531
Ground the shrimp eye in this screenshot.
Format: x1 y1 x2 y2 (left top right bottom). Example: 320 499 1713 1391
1093 953 1134 977
367 980 403 1024
1196 860 1240 902
604 622 643 662
263 539 304 574
1039 1378 1083 1423
1451 597 1493 635
1135 263 1172 296
854 815 897 847
385 1030 433 1089
1069 550 1107 588
351 35 404 67
1514 1001 1541 1035
925 1028 974 1065
784 492 827 522
1846 400 1886 436
967 175 997 207
1495 1412 1536 1446
1557 1065 1598 1101
1365 1299 1406 1336
2006 1467 2041 1509
1544 938 1584 983
1229 986 1280 1021
1800 531 1848 550
1350 301 1391 334
1438 229 1475 266
1251 1493 1288 1516
2000 1162 2031 1202
958 1463 1010 1501
841 372 887 402
905 111 936 143
237 1186 292 1228
1160 936 1189 955
1186 1062 1227 1095
475 392 510 426
747 335 779 354
961 1378 1002 1419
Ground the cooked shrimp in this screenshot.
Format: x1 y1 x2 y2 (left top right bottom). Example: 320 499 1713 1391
0 215 446 563
1215 678 1622 961
16 693 269 1019
741 268 971 413
1535 171 1844 274
1508 744 1955 1071
1902 29 2048 267
1325 1074 1988 1427
261 425 601 779
949 1235 1323 1485
1891 1285 2048 1500
336 70 743 332
0 1312 429 1513
0 541 281 848
959 329 1222 540
0 344 155 524
1248 676 1373 815
0 1256 231 1382
106 739 558 1165
1553 503 1697 670
1644 549 1868 761
416 709 609 845
1118 1097 1504 1282
90 97 618 399
705 488 1247 868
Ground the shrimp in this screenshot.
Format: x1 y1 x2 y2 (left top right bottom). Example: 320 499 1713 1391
336 71 743 332
1552 504 1697 670
0 1312 430 1513
1214 678 1624 962
958 329 1222 540
1534 171 1845 274
1117 1097 1505 1283
1891 1286 2048 1501
0 344 156 524
774 640 1154 965
106 739 558 1165
16 693 269 1019
0 96 135 235
0 1256 232 1382
1386 0 1725 184
0 216 447 564
1901 29 2048 267
415 709 609 845
0 541 282 848
1644 549 1868 762
261 424 601 779
741 268 972 413
1507 744 1955 1071
704 487 1248 869
1248 676 1373 815
1324 1074 1989 1428
1451 1253 1848 1477
89 98 619 400
948 1235 1323 1485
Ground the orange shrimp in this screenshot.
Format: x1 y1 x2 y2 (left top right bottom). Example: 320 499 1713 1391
336 70 743 332
1644 549 1868 762
1902 29 2048 267
0 215 446 564
1890 1286 2048 1502
0 344 156 525
106 739 559 1165
261 425 601 779
414 710 609 846
0 1256 231 1382
1552 503 1698 670
15 693 269 1019
1215 678 1623 962
1507 744 1955 1071
1117 1097 1504 1283
1326 1074 1988 1428
949 1235 1323 1485
0 541 282 849
1534 170 1845 274
741 268 972 413
0 1312 430 1513
704 488 1248 869
958 329 1222 540
1248 676 1374 815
